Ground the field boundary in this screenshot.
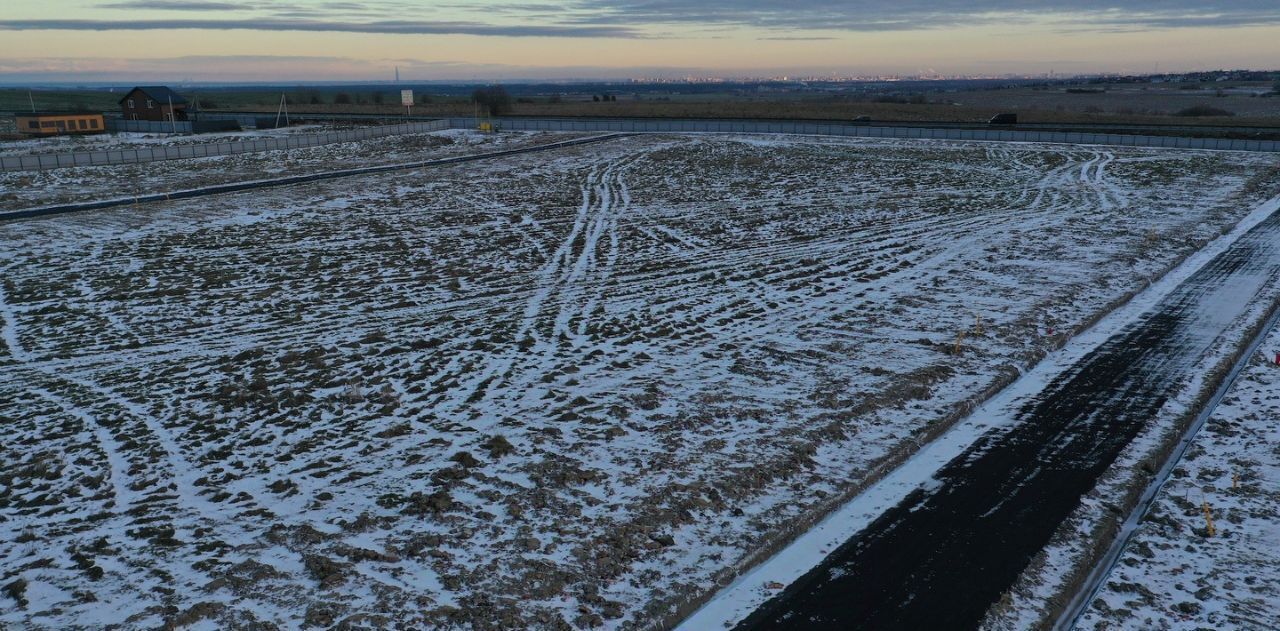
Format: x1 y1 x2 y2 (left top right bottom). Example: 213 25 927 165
5 116 1279 173
0 120 449 172
0 134 631 221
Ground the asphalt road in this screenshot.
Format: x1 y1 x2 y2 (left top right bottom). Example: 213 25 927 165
736 209 1280 630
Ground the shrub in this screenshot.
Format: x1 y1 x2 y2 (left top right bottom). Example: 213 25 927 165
472 86 512 115
873 94 927 104
1175 105 1234 117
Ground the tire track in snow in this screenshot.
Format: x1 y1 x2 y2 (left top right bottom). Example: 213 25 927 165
28 383 142 511
0 274 32 363
442 156 638 414
563 158 636 339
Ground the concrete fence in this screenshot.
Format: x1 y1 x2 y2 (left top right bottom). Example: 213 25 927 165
448 117 1280 153
106 119 195 134
200 113 299 129
4 117 1277 173
197 111 1280 136
0 120 451 173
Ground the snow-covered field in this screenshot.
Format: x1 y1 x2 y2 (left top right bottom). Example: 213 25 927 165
1077 330 1280 630
1 132 1277 629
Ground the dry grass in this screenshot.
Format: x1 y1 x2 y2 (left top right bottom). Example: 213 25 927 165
221 90 1280 127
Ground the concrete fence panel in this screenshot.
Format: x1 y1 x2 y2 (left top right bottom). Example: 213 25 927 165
7 117 1280 173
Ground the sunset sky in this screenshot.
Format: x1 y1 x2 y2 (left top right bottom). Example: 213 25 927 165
1 1 1278 82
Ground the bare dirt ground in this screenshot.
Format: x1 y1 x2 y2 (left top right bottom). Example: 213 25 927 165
1 132 1277 630
945 84 1280 120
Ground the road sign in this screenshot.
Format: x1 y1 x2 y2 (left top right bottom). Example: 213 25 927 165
401 90 414 106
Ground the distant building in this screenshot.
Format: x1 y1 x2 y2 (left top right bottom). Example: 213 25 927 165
119 86 188 121
15 112 106 136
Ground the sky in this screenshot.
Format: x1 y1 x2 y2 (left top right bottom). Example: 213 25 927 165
0 1 1278 82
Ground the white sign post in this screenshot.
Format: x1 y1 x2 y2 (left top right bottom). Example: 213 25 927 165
401 89 414 117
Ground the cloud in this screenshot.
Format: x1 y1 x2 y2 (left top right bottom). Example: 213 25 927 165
98 0 243 9
0 54 725 82
757 36 836 41
9 1 1280 45
1077 9 1280 29
559 0 1280 32
0 18 641 38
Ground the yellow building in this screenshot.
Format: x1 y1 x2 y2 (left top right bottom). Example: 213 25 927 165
15 112 106 136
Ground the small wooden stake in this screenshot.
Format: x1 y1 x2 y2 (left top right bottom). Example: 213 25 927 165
1202 500 1216 538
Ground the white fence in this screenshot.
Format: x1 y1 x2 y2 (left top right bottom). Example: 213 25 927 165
4 117 1277 173
0 120 450 172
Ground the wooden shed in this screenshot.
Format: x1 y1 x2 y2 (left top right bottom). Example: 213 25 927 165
14 112 106 136
120 86 188 121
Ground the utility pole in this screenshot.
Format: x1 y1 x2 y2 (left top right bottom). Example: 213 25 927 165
28 90 36 113
274 93 290 128
168 95 177 133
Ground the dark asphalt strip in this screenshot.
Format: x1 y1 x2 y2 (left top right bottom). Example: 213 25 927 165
0 134 633 222
735 210 1280 630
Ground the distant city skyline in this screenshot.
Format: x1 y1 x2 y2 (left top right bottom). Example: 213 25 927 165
1 1 1277 82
